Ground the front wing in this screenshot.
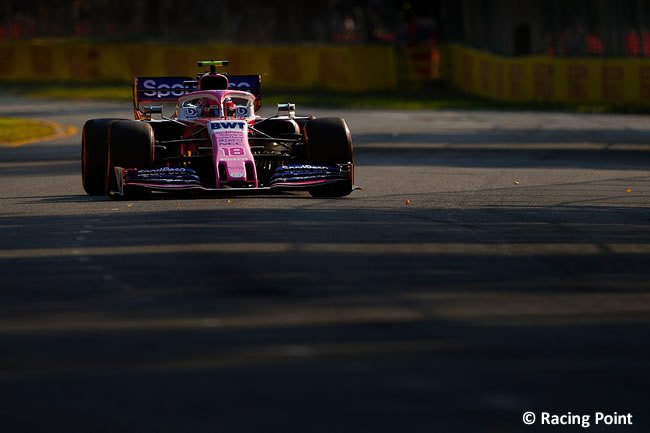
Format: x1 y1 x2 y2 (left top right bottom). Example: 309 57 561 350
112 164 354 196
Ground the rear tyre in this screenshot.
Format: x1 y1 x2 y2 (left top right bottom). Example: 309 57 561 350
106 120 155 194
304 117 354 197
81 118 123 195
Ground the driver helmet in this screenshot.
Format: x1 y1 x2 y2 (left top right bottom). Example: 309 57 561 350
224 97 236 117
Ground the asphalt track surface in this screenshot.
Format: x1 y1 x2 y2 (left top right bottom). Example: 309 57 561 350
1 94 649 432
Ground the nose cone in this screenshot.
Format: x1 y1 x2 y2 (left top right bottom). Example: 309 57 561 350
209 120 258 187
226 162 246 181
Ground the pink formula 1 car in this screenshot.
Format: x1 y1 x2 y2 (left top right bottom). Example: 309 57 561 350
81 60 355 198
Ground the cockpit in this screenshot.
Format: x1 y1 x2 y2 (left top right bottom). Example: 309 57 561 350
176 91 255 121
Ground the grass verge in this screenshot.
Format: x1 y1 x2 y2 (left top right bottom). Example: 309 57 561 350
3 81 650 113
0 117 57 145
2 81 132 101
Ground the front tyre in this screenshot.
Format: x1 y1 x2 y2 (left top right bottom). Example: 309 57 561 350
81 118 123 195
304 117 354 197
106 120 155 194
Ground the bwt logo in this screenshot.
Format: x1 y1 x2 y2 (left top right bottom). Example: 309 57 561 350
211 122 245 130
141 80 187 98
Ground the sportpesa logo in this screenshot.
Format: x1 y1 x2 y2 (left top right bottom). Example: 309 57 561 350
141 79 186 98
140 79 253 98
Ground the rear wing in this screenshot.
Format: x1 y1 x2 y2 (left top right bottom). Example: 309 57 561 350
133 75 262 111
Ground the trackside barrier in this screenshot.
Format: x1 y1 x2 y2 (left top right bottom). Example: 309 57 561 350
0 41 398 91
446 43 650 104
5 40 649 103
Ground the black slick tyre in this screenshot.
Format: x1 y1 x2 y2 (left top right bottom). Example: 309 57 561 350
106 120 154 194
81 118 123 195
304 117 354 197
